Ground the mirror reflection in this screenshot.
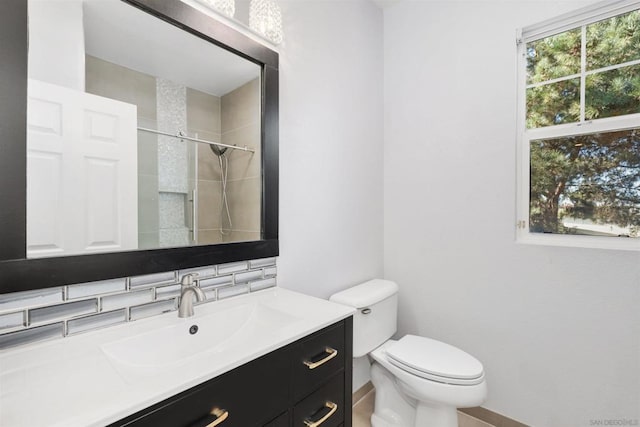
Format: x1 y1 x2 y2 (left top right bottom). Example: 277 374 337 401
26 0 262 259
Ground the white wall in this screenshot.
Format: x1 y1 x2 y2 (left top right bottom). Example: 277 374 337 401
274 1 384 392
28 0 85 91
277 0 384 299
384 2 640 426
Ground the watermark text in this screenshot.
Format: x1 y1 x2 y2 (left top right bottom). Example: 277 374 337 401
589 419 639 426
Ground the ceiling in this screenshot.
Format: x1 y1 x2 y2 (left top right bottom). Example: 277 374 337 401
83 0 260 96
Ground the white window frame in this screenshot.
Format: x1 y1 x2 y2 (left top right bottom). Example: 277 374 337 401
516 0 640 251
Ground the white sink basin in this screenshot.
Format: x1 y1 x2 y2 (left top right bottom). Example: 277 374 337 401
0 287 357 427
101 301 298 369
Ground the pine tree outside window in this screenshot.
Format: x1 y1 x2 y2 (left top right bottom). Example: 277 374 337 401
517 1 640 250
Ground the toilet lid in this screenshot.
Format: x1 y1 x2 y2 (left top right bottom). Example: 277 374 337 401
385 335 484 383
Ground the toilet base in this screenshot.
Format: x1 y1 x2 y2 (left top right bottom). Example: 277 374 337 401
415 402 458 427
371 362 415 427
370 362 459 427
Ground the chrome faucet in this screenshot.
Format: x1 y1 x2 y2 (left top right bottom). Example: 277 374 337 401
178 274 206 318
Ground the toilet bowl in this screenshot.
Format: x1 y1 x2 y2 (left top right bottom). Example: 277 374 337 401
330 279 487 427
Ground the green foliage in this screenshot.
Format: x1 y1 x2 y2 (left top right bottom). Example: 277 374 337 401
530 130 640 235
527 10 640 127
526 79 580 128
587 10 640 70
526 29 581 84
585 64 640 120
526 11 640 236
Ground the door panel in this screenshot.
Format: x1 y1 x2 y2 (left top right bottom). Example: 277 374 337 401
26 79 138 257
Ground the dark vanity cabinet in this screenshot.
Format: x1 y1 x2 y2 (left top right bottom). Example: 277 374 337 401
110 317 353 427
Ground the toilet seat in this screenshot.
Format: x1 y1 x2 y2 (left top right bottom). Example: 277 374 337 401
385 335 485 386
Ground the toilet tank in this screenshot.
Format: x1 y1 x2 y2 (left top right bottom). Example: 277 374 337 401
329 279 398 358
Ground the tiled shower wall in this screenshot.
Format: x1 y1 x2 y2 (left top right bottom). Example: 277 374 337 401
221 78 262 242
0 258 277 350
157 78 191 247
194 78 262 244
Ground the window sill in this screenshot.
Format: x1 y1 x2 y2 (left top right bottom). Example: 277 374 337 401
516 232 640 251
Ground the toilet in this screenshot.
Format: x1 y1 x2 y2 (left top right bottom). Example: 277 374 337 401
330 279 487 427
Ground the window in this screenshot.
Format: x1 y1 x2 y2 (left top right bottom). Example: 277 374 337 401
517 1 640 249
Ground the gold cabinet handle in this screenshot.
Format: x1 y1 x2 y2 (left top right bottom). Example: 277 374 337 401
304 401 338 427
303 347 338 369
205 408 228 427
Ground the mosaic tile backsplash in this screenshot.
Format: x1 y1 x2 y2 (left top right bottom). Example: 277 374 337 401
0 258 277 350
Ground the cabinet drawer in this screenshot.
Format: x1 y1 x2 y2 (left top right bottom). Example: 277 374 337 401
292 323 345 401
114 347 291 427
263 412 289 427
293 373 344 427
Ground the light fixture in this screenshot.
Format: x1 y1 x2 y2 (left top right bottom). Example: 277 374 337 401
197 0 236 19
249 0 283 44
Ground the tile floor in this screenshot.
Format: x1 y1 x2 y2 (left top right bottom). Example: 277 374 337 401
352 389 495 427
353 388 376 427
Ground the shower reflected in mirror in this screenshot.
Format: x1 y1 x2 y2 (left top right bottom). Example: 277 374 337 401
209 144 233 237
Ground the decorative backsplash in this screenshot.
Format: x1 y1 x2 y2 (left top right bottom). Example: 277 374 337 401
0 258 277 350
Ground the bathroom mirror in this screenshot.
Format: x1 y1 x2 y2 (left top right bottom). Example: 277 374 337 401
0 0 279 292
28 0 262 257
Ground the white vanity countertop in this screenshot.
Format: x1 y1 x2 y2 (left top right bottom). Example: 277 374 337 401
0 287 355 427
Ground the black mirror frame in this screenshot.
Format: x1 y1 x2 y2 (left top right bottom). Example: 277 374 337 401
0 0 278 294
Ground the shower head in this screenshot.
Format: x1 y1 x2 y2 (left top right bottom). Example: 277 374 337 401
209 144 228 157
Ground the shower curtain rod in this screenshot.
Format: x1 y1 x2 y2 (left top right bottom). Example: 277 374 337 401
137 127 255 153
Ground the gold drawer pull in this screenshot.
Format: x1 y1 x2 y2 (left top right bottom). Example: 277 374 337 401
205 408 228 427
303 347 338 370
304 401 338 427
